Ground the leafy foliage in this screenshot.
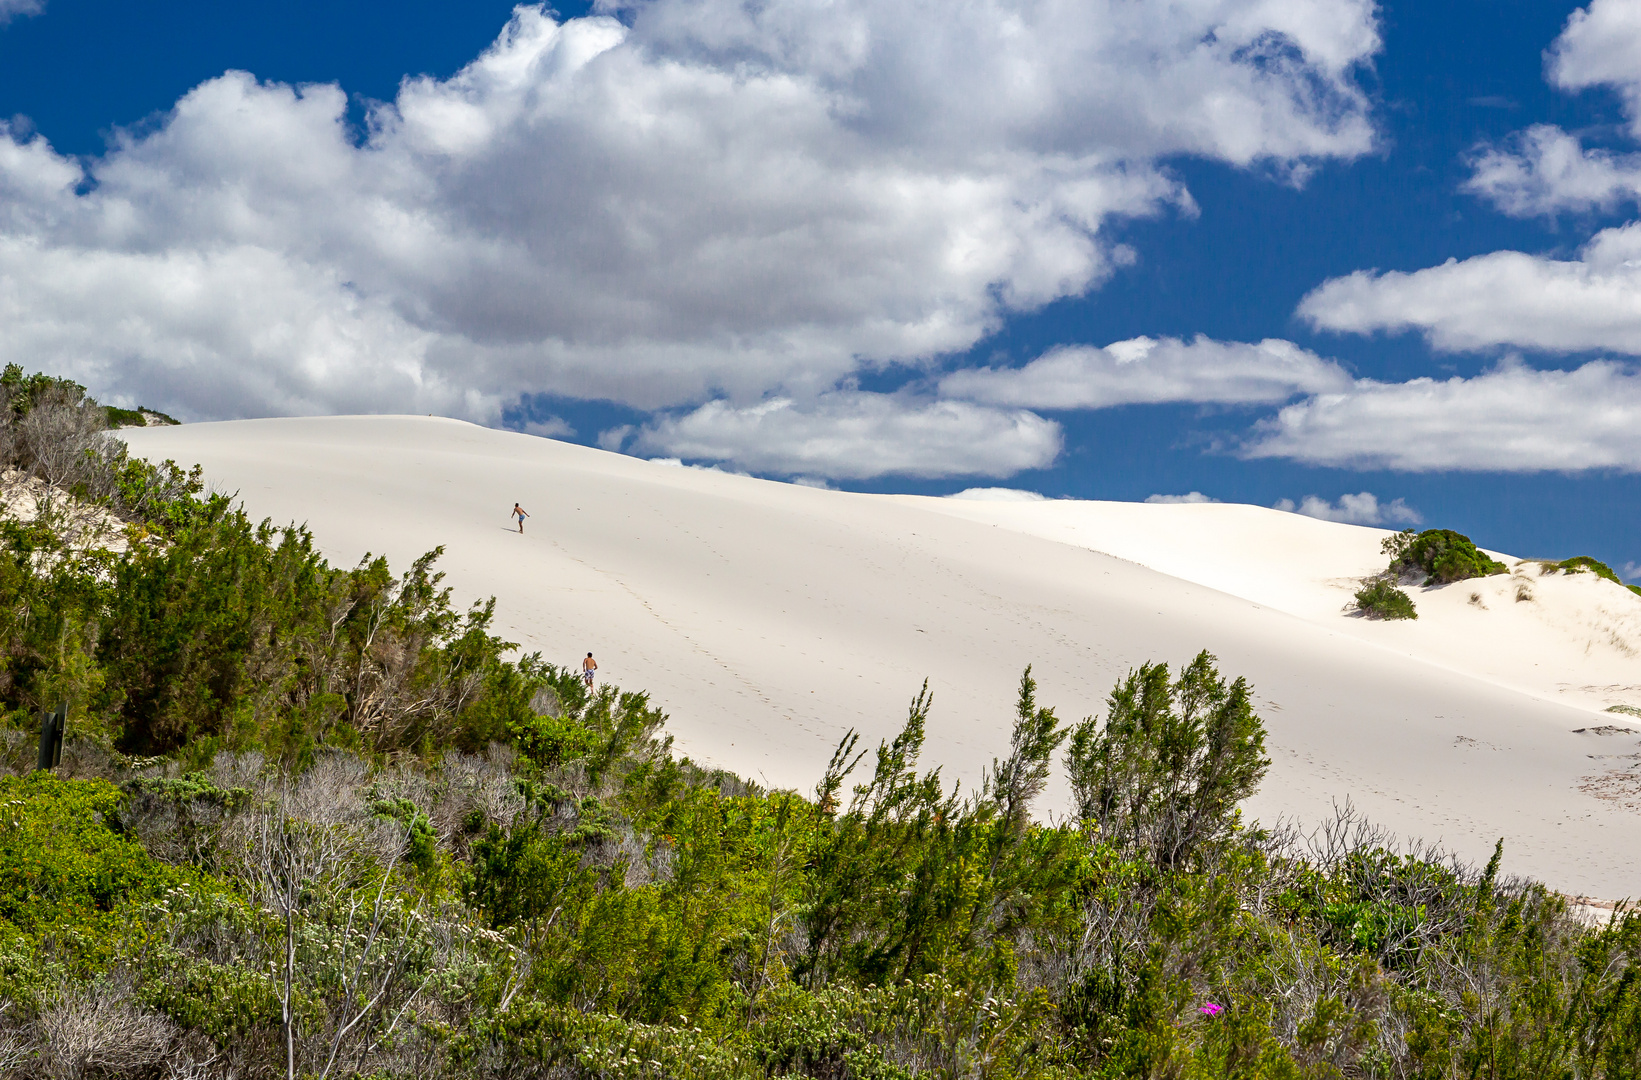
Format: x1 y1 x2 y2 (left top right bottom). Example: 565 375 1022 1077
1556 555 1623 584
105 405 180 428
0 484 518 764
1554 555 1641 596
1066 651 1269 870
1354 576 1418 620
0 367 1637 1077
0 362 174 431
0 772 189 933
1386 528 1508 584
0 363 94 417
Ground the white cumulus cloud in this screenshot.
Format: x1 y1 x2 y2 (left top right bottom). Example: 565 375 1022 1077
940 335 1352 408
0 0 42 25
1548 0 1641 135
947 487 1048 501
523 416 575 439
1244 359 1641 471
1465 125 1641 217
1308 0 1641 439
1297 223 1641 354
633 393 1063 479
1463 1 1641 216
1144 491 1220 504
0 0 1380 481
1273 492 1420 525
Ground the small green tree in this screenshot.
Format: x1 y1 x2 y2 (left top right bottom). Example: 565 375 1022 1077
1066 651 1269 870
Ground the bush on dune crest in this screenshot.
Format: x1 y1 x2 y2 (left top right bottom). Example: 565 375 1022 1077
1367 533 1640 611
1355 527 1513 619
0 363 175 436
0 368 1636 1077
1383 528 1508 585
1552 555 1641 597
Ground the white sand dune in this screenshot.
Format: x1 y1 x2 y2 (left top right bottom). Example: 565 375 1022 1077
120 417 1641 898
920 496 1641 718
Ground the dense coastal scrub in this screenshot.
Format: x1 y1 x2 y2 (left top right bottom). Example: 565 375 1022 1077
0 374 1637 1078
0 364 177 434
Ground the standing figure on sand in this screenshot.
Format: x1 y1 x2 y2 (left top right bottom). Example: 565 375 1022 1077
512 502 529 533
582 653 597 688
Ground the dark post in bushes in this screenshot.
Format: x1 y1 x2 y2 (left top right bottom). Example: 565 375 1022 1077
35 702 65 771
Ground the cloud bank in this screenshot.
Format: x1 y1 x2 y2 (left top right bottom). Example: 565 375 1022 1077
1263 1 1641 476
1273 492 1420 526
632 393 1062 480
0 0 1381 476
941 335 1351 409
948 488 1048 502
1245 360 1641 471
1297 224 1641 355
1144 491 1219 504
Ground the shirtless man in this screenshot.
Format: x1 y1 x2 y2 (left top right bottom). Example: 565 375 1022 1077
581 652 597 687
512 503 529 534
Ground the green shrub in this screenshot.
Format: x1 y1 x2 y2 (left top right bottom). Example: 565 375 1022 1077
468 819 591 933
0 772 188 932
1354 577 1418 620
105 405 179 428
125 771 250 809
507 710 599 770
463 1000 768 1079
1556 555 1620 582
1538 557 1640 596
1 362 176 433
139 954 285 1046
1066 650 1269 870
0 363 90 416
1396 529 1507 584
9 363 1641 1078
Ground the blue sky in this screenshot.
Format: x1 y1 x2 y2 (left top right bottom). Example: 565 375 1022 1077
3 0 1640 574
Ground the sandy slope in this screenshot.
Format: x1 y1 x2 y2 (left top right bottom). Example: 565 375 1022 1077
916 496 1641 717
121 417 1641 898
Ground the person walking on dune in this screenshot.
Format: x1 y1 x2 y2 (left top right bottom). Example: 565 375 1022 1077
582 652 597 688
512 503 529 534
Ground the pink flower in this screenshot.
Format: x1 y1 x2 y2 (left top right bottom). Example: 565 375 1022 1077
1199 1002 1223 1017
